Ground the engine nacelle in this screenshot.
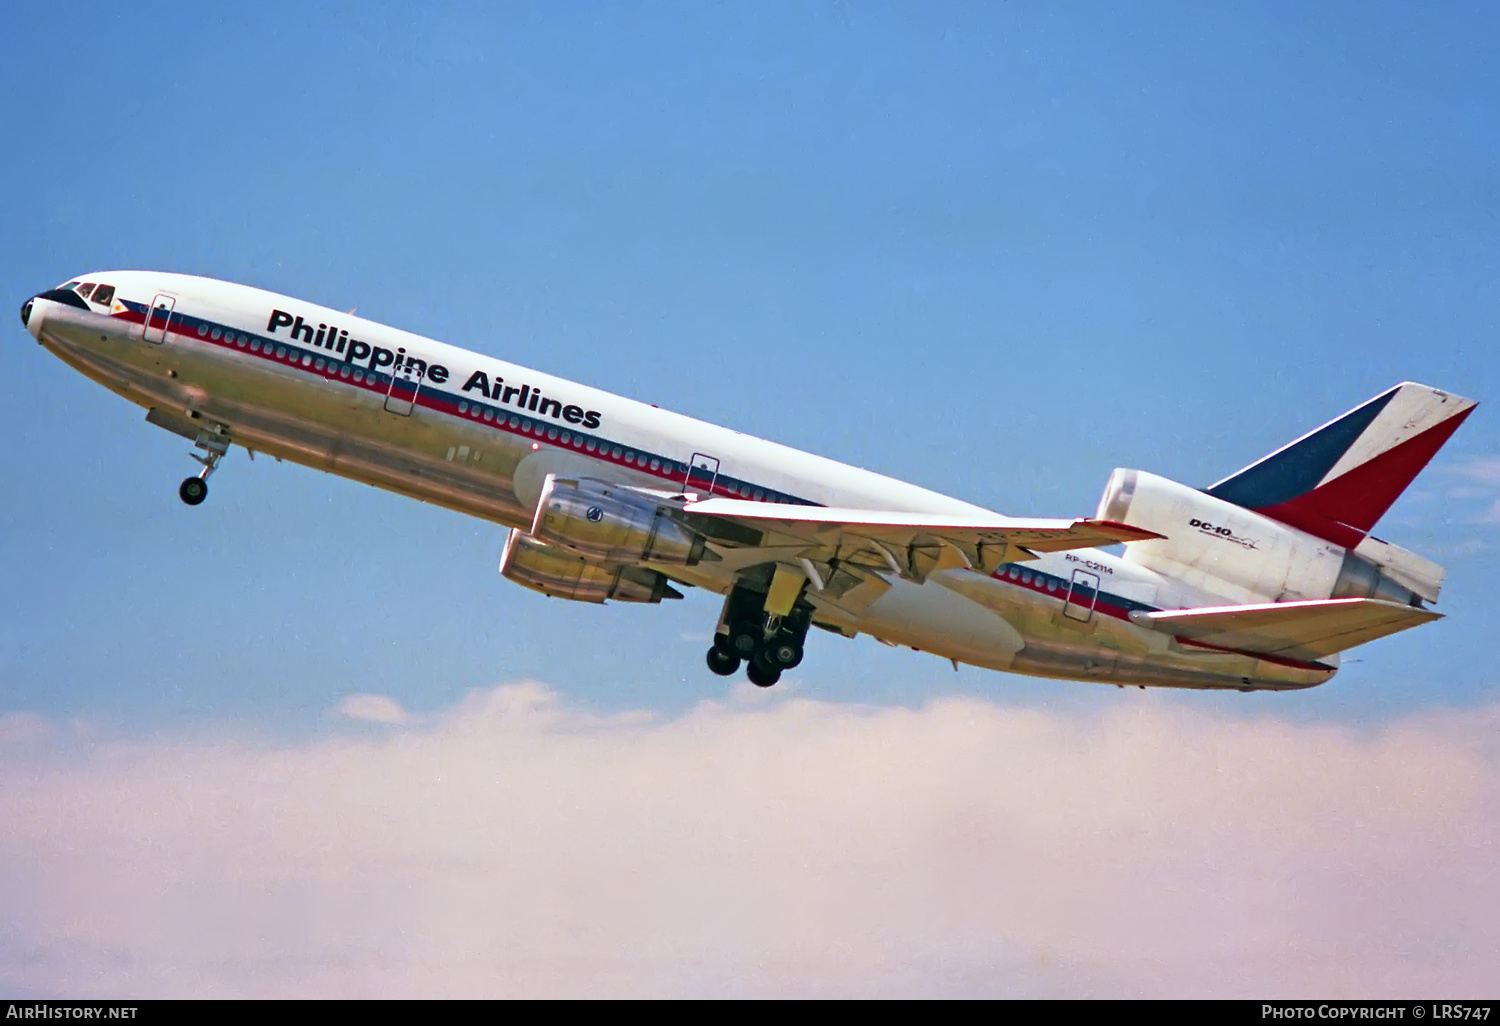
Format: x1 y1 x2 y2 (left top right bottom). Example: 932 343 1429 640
1098 469 1425 606
499 530 681 603
531 476 707 566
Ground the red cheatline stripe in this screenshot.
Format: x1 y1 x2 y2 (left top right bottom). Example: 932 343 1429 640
155 314 756 499
1172 635 1334 672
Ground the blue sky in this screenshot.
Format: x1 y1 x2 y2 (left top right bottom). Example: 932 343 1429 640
3 1 1497 731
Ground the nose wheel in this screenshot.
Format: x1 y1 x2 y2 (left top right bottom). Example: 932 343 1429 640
179 477 209 505
179 427 229 506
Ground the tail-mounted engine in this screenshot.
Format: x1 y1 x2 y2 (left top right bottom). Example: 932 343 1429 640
1098 469 1434 606
531 476 708 566
500 529 682 604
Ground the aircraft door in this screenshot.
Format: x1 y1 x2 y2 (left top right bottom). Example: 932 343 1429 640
143 294 175 344
383 355 425 416
684 452 720 496
1063 569 1100 623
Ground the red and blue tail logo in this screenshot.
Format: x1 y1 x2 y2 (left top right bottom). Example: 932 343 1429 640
1205 382 1477 549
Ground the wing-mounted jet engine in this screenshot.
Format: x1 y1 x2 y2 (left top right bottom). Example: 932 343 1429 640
499 475 705 604
530 475 709 566
499 529 682 604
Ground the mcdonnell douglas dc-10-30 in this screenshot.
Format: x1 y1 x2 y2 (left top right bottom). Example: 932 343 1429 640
19 273 1475 689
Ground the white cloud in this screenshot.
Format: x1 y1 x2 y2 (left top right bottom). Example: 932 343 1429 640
1436 458 1500 525
1452 457 1500 486
0 712 52 746
0 684 1496 998
333 693 411 725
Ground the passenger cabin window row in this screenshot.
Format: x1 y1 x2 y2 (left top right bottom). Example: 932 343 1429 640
446 396 794 502
1004 565 1062 592
194 320 405 386
187 313 804 506
997 563 1120 608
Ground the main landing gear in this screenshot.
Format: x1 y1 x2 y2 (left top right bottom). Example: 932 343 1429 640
705 583 812 688
179 428 229 506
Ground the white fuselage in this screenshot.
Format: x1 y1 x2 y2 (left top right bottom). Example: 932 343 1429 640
22 271 1335 691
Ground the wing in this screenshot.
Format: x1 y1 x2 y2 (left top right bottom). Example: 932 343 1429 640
679 497 1162 582
1132 598 1441 661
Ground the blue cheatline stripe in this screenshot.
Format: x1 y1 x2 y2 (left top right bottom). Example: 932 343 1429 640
1205 386 1398 510
992 561 1157 618
120 301 817 507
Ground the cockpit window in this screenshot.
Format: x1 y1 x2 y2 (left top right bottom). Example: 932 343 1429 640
91 284 115 306
61 281 80 290
76 283 96 300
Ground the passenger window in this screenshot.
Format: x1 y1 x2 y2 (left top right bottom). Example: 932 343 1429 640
76 283 96 300
92 285 114 306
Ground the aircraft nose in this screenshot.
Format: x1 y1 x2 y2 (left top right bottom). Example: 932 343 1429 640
20 292 49 341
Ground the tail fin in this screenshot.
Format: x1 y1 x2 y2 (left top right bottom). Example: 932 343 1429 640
1205 382 1476 549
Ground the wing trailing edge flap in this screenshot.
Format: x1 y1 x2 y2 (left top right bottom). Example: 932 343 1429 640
1130 598 1441 661
679 498 1163 583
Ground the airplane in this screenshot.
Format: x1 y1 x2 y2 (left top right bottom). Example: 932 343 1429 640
19 272 1476 691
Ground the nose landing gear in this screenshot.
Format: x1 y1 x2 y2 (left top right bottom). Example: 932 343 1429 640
179 428 229 506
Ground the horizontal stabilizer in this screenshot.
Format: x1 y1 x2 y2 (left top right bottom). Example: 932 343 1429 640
1132 598 1441 662
680 499 1162 578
